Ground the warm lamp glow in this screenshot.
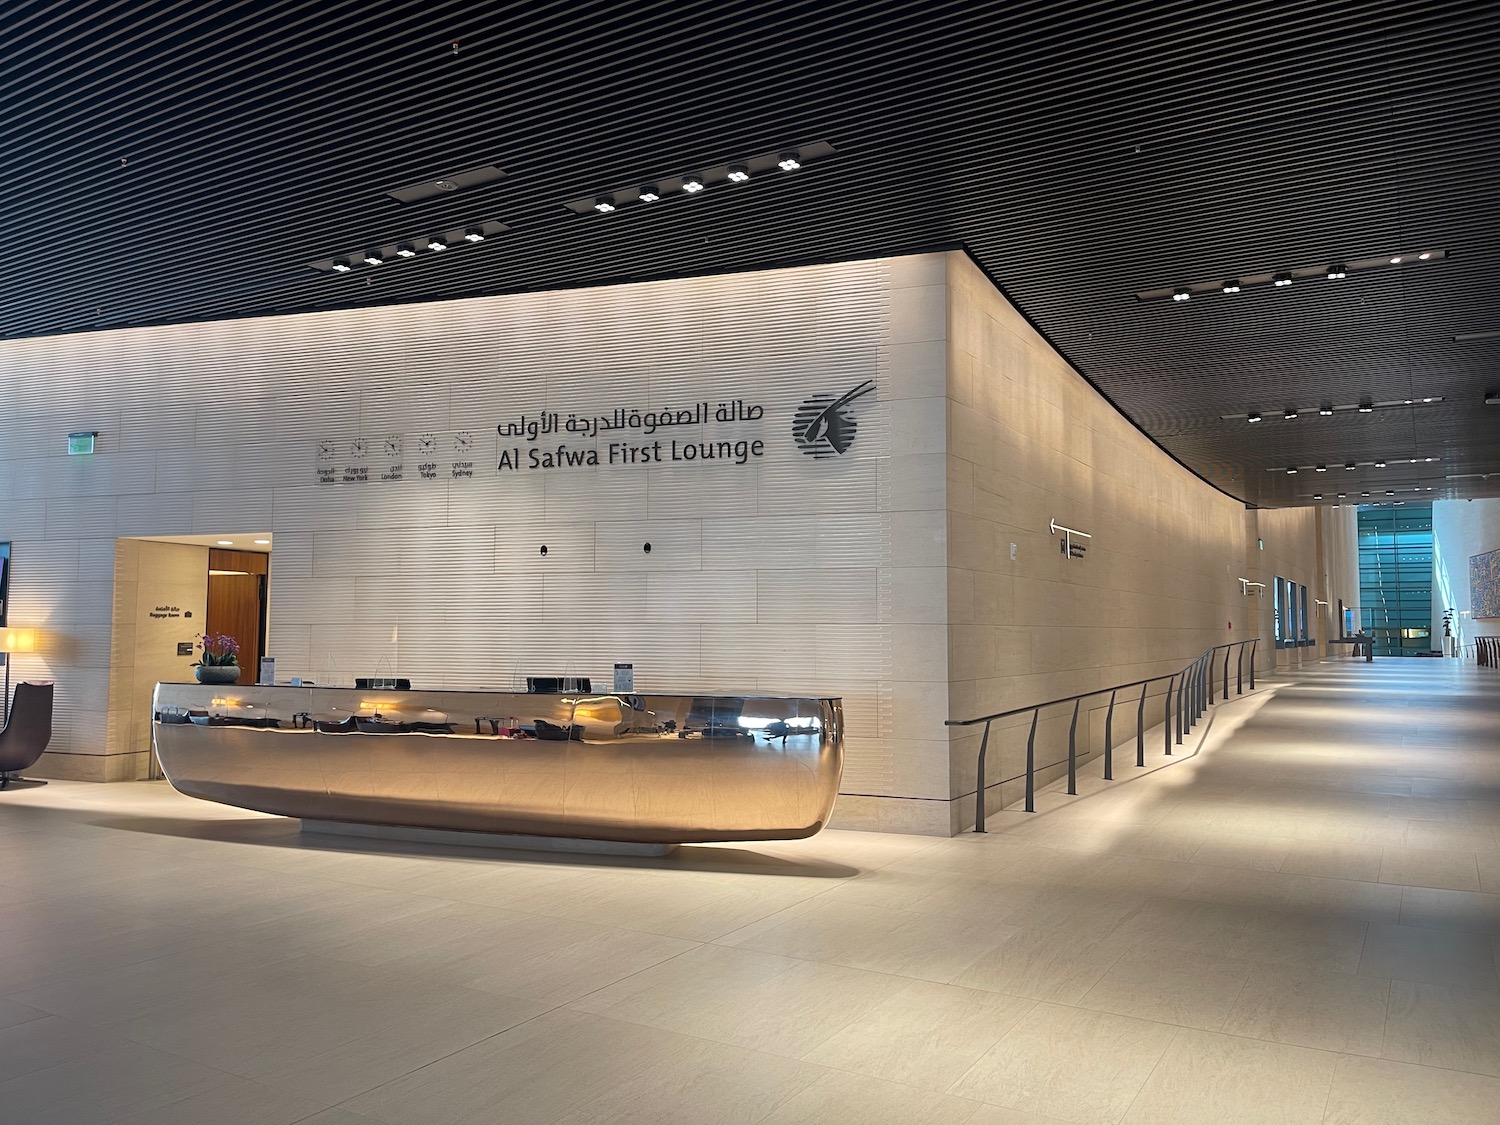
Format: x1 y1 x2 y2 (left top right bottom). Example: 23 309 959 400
0 627 37 654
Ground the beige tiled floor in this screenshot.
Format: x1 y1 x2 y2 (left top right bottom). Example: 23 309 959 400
1 659 1498 1123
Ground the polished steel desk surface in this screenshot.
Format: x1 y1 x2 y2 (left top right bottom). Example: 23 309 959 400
152 683 843 844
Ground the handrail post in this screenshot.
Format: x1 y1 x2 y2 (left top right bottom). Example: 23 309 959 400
1223 647 1231 701
1249 638 1257 689
1163 674 1173 755
1024 709 1038 813
1236 642 1244 694
1174 669 1184 746
1135 681 1147 767
974 720 991 833
1067 698 1080 795
1103 689 1116 781
1198 655 1207 718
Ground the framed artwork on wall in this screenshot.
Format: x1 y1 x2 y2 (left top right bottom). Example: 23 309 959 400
1472 548 1500 619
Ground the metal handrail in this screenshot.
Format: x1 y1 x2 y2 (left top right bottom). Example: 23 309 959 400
1476 636 1500 667
946 638 1260 832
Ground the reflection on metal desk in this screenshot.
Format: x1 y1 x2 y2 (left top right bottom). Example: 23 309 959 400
152 683 842 846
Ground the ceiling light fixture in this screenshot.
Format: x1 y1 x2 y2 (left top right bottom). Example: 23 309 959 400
1358 402 1374 413
1318 405 1334 416
1390 256 1402 264
216 540 233 546
1172 288 1190 302
1375 460 1387 468
464 228 486 242
593 196 616 213
1313 493 1323 499
1361 491 1370 497
564 142 836 216
253 539 270 545
1284 409 1298 420
1286 467 1298 474
1247 411 1262 423
330 260 352 273
1138 249 1447 302
1345 462 1356 470
395 244 416 258
426 237 447 251
362 251 384 266
1315 465 1327 472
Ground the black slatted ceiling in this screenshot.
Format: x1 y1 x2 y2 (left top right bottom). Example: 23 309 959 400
1 0 1497 506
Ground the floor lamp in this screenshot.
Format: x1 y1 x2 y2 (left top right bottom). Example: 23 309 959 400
0 628 37 727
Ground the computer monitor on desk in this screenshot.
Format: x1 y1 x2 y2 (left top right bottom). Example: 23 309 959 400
355 677 411 690
526 676 591 694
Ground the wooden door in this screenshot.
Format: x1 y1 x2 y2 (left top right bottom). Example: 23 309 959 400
206 549 268 686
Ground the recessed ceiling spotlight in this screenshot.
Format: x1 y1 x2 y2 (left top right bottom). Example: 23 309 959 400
1273 272 1292 287
727 164 750 183
1315 465 1327 472
1284 408 1298 420
1425 457 1438 462
1419 252 1432 260
1221 280 1242 293
426 237 447 252
464 228 486 242
1326 263 1347 279
1422 397 1437 402
1319 405 1334 415
395 244 416 258
639 184 660 202
1390 256 1402 264
1247 411 1262 423
777 150 801 171
594 195 616 213
681 174 705 194
331 260 352 273
362 251 384 266
1172 288 1191 302
216 540 233 546
253 539 270 545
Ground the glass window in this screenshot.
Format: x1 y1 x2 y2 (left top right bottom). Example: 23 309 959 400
1274 576 1286 646
1356 504 1434 655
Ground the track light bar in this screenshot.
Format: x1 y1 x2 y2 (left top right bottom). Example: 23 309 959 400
1269 456 1443 474
1223 396 1442 422
1138 249 1447 302
563 140 837 215
310 220 510 273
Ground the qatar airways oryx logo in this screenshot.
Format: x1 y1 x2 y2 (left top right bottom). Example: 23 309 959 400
791 379 876 459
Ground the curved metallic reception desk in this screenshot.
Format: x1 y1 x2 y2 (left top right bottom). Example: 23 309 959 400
152 683 842 844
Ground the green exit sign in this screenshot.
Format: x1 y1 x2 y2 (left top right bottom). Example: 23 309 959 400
67 431 97 455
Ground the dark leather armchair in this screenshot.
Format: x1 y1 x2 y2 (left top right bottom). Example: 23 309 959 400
0 681 53 789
